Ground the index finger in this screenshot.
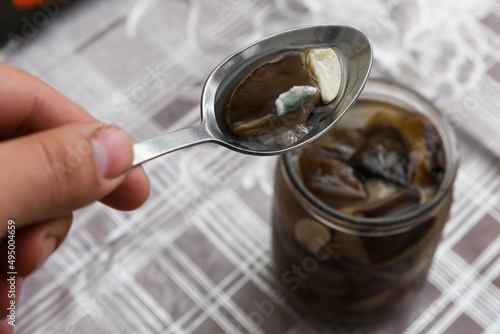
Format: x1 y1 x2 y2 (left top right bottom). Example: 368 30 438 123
0 62 95 139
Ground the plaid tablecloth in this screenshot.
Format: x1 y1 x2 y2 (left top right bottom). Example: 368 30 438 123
2 0 500 333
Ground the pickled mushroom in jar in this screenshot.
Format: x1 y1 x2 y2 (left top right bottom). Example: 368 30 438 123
315 125 366 161
351 126 412 186
396 116 445 184
299 147 368 204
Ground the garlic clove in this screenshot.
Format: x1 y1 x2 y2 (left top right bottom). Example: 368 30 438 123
306 48 342 104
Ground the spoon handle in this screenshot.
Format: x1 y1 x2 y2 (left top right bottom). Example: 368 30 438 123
132 123 213 166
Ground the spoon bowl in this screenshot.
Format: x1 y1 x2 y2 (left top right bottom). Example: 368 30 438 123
133 25 372 165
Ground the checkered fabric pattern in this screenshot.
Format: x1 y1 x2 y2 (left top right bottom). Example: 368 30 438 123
1 0 500 333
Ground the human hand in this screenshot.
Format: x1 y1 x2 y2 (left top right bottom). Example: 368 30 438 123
0 62 150 332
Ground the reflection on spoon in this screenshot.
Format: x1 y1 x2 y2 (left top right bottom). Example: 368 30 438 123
132 25 372 166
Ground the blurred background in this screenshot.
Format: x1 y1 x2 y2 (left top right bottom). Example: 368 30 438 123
1 0 500 333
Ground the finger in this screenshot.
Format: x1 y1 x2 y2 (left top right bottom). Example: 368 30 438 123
0 215 72 277
0 319 13 334
0 122 134 230
100 166 150 211
0 62 95 139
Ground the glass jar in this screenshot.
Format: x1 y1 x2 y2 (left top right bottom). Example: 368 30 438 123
272 78 459 322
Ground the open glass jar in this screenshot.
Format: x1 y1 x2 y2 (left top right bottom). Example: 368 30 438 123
272 78 459 322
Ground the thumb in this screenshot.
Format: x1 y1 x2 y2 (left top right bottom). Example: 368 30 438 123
0 122 133 229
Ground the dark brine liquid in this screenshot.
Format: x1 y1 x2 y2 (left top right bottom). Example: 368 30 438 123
272 98 452 322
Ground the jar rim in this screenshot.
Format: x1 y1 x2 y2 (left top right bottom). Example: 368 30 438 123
282 78 460 234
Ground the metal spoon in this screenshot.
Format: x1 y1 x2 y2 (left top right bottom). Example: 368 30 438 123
132 25 372 165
